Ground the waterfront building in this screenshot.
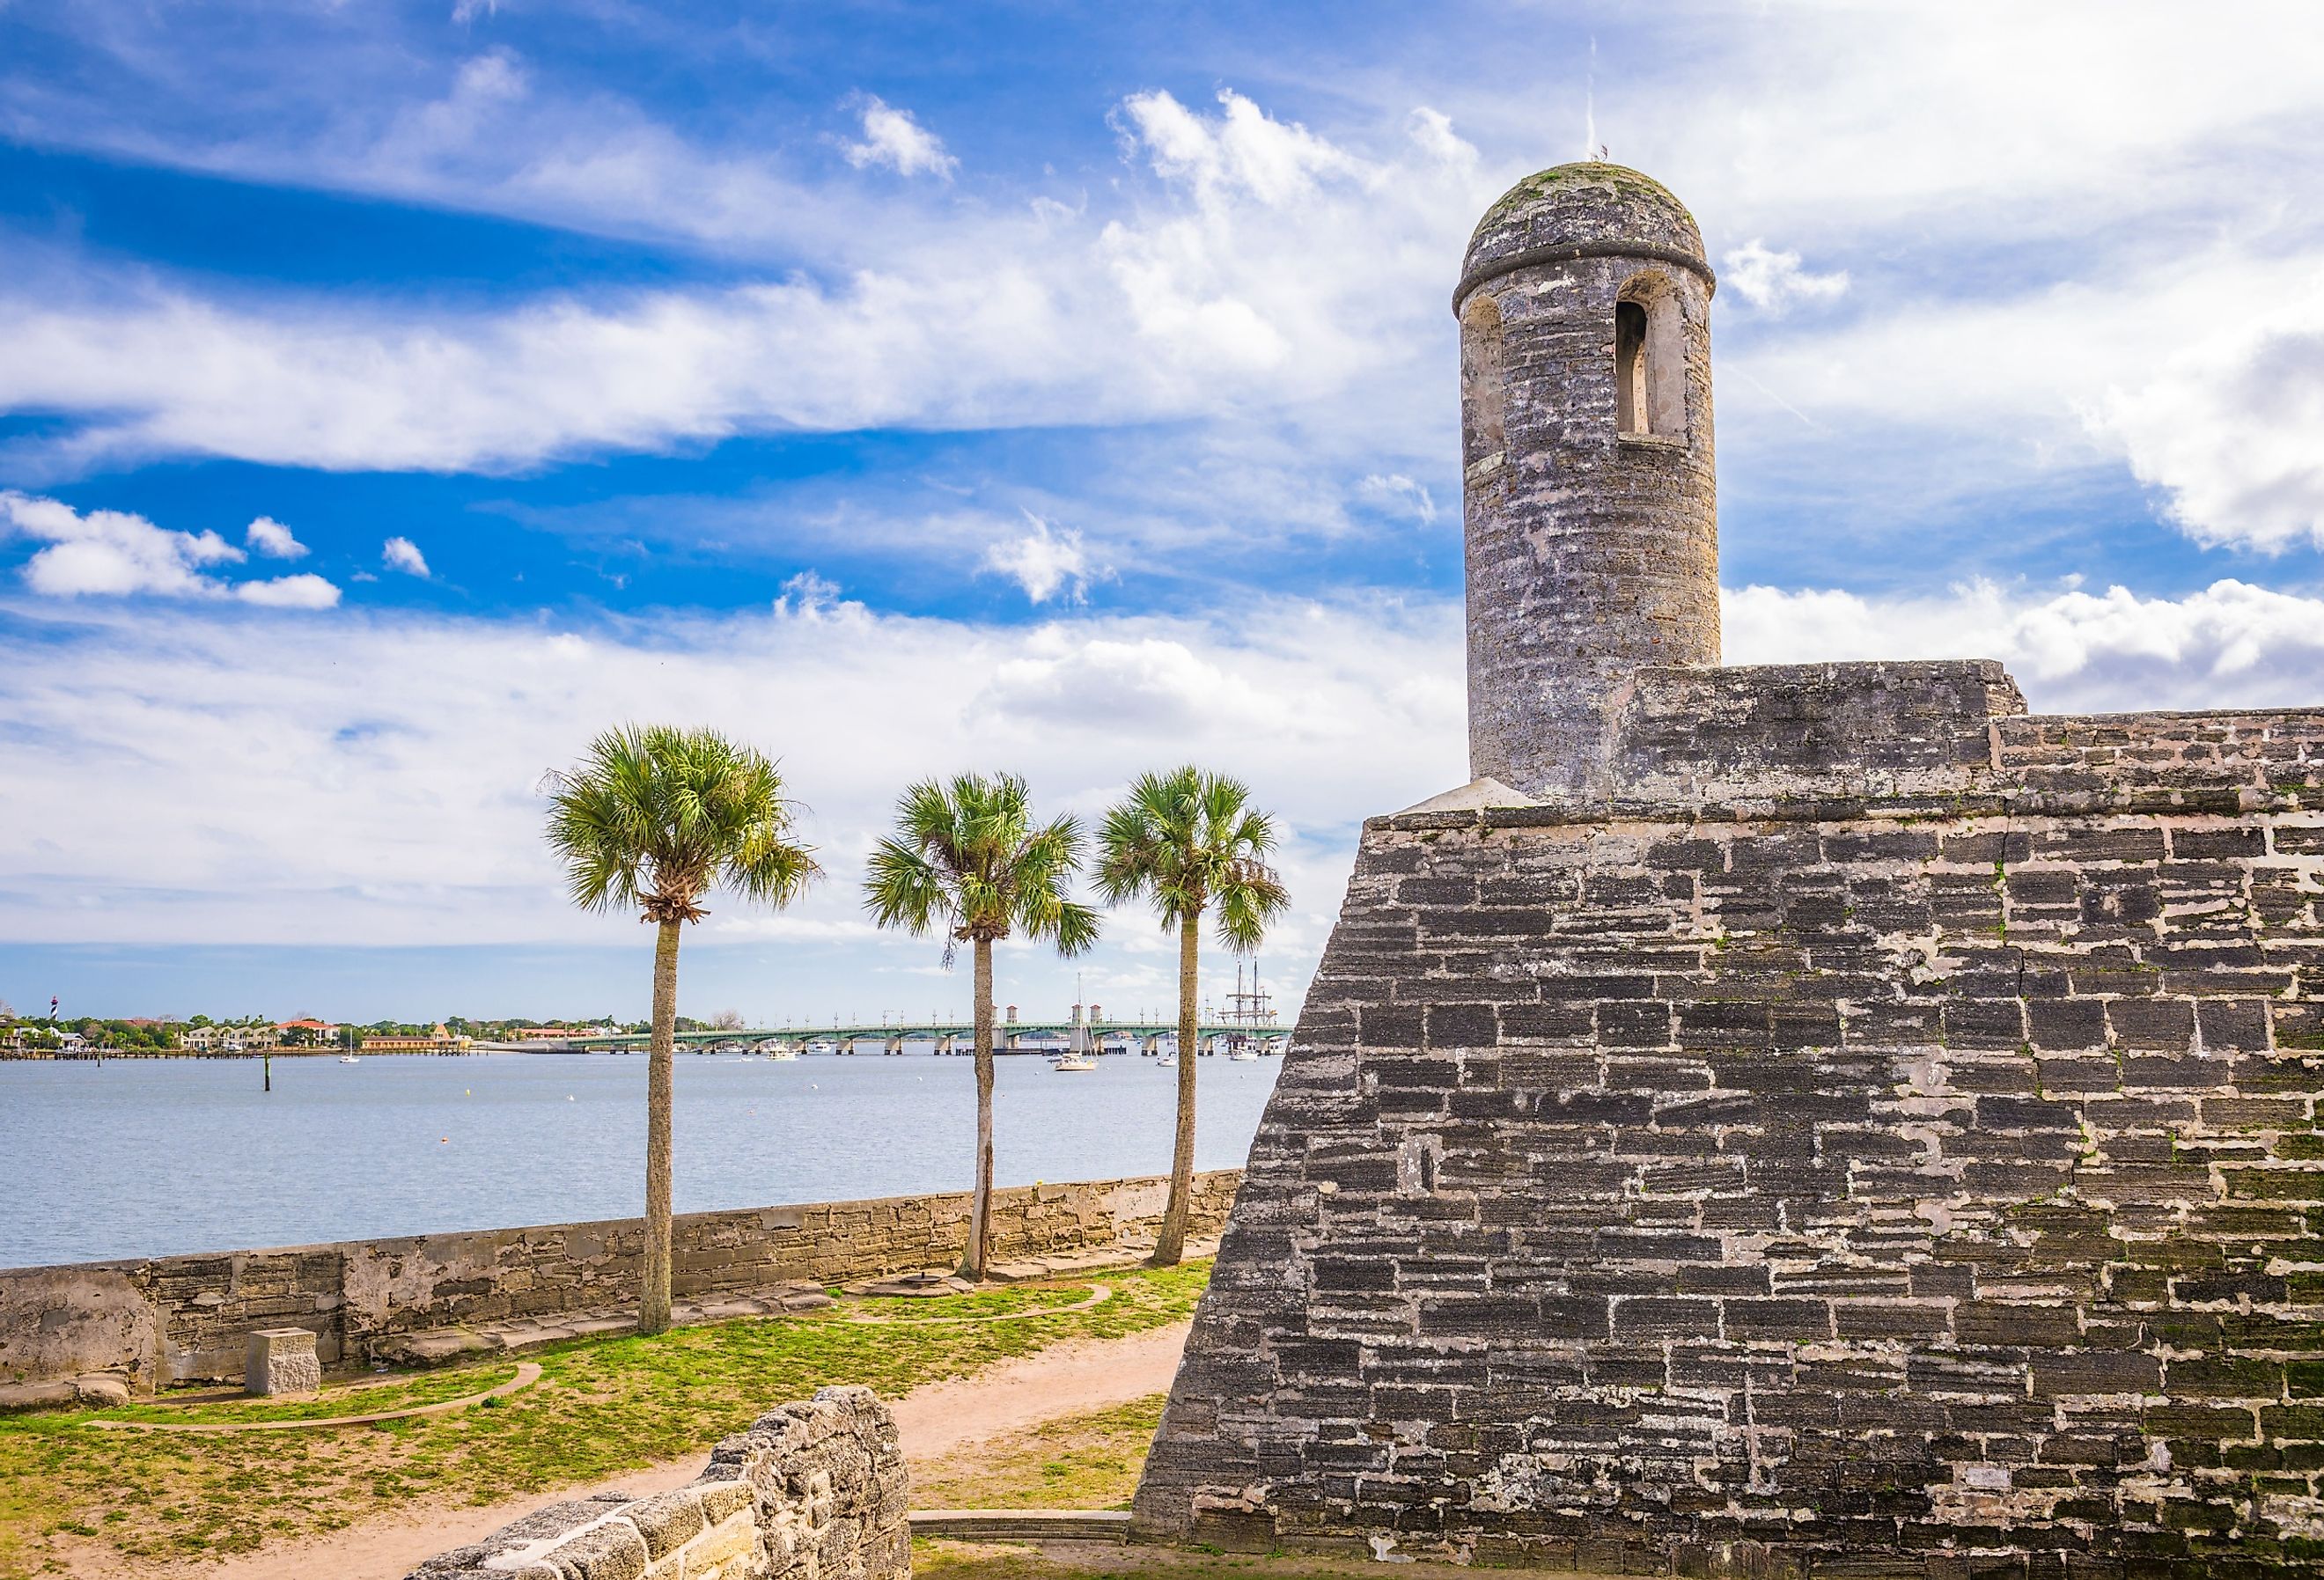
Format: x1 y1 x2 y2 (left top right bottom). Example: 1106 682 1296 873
357 1023 471 1054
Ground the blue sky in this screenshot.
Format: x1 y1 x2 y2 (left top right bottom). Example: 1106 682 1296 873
4 1 2324 1025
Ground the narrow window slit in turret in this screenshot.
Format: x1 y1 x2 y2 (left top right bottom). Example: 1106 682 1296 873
1616 299 1651 435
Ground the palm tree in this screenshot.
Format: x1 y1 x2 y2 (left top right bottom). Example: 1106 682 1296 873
863 773 1099 1280
546 725 820 1334
1097 767 1289 1266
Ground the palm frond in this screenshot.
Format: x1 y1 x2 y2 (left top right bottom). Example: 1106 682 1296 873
1095 763 1288 949
863 836 953 937
863 771 1095 961
544 724 820 927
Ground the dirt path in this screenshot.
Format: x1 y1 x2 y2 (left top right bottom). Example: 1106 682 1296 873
68 1320 1191 1580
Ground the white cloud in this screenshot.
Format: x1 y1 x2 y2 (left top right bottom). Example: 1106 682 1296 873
838 97 957 180
981 514 1094 604
1357 473 1436 524
773 570 850 618
1 493 346 607
1725 577 2324 711
1718 240 1849 314
710 915 886 943
1114 88 1364 207
382 536 431 577
9 570 2324 1009
0 594 1465 1029
234 574 342 610
1721 243 2324 541
2 489 242 597
0 25 2320 568
2097 320 2324 554
244 516 309 559
0 87 1489 476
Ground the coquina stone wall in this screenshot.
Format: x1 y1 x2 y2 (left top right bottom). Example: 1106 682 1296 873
408 1385 908 1580
0 1169 1239 1394
1132 708 2324 1576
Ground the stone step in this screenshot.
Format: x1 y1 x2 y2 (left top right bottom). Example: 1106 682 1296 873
909 1509 1132 1545
371 1284 834 1368
983 1238 1219 1284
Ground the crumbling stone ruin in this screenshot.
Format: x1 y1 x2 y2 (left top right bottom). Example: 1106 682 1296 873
1132 163 2324 1576
408 1385 908 1580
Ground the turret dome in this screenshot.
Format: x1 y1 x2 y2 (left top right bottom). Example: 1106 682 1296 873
1456 161 1710 311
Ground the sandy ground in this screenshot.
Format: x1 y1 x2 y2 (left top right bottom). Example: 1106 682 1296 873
65 1319 1192 1580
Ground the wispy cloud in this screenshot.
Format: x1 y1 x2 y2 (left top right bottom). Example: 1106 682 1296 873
1718 240 1849 314
1357 474 1436 525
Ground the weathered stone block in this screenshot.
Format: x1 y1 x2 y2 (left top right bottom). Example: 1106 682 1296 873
244 1326 320 1396
407 1389 906 1580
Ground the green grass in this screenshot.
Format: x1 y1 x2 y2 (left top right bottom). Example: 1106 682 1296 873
85 1363 524 1426
0 1260 1210 1577
916 1393 1166 1511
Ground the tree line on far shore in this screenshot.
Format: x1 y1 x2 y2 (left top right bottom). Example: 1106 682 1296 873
546 724 1288 1334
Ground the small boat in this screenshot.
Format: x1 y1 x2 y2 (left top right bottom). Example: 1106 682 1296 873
763 1046 799 1062
1157 1057 1176 1069
1053 1054 1098 1072
338 1055 360 1065
1228 1046 1260 1062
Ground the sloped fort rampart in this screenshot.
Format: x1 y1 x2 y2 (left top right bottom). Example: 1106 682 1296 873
1132 164 2324 1576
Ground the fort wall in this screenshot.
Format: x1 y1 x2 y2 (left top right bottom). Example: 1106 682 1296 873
1133 711 2324 1575
0 1168 1240 1397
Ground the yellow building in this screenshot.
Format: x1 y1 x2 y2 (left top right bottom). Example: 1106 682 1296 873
358 1023 471 1054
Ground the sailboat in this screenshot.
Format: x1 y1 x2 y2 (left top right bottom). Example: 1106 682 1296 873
1055 973 1099 1069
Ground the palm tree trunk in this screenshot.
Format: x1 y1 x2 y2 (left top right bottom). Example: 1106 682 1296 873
1153 910 1202 1266
963 934 997 1281
640 917 681 1335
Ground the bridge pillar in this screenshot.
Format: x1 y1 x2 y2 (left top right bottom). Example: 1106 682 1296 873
886 1035 903 1056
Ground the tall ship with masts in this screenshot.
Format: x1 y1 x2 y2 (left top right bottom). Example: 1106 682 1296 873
1219 959 1278 1060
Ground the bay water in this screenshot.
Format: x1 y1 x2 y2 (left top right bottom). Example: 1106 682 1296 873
0 1050 1283 1269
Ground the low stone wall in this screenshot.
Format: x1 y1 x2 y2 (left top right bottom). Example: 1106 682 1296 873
0 1169 1240 1393
408 1385 908 1580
